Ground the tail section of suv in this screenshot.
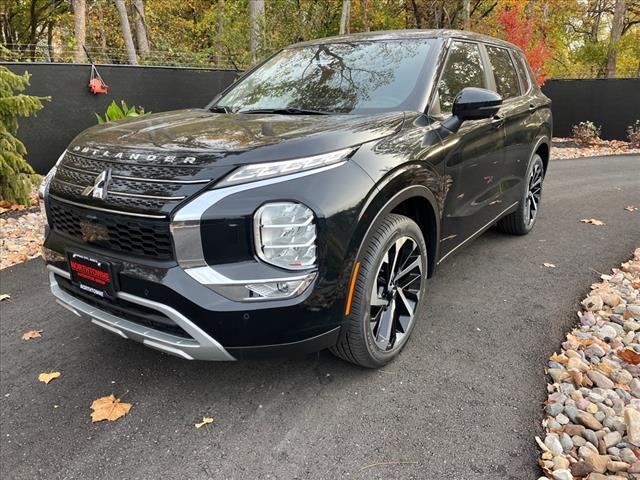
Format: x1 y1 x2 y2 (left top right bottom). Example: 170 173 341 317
41 30 551 367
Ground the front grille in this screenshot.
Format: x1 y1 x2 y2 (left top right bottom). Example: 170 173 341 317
48 198 173 259
56 275 191 339
62 153 205 180
48 151 214 216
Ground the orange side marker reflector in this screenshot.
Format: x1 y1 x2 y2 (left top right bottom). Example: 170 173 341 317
344 261 361 316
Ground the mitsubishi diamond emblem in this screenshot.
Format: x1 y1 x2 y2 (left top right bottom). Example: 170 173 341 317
82 169 111 199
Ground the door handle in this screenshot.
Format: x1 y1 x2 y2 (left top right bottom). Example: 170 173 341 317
491 114 504 128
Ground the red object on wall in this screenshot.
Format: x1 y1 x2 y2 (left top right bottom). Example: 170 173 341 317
87 56 108 94
89 77 108 94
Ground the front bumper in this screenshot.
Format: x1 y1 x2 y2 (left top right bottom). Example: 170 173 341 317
43 158 375 360
48 264 342 360
49 266 234 361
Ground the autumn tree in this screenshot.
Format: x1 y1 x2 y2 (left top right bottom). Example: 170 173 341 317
497 2 553 84
133 0 150 57
115 0 138 65
249 0 264 62
71 0 86 62
607 0 627 77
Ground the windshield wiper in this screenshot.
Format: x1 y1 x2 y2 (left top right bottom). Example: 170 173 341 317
209 105 232 113
237 107 329 115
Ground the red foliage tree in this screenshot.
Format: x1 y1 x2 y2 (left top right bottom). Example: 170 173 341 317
497 3 553 85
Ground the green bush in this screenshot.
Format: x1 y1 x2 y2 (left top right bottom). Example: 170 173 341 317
96 100 149 124
0 64 49 206
627 120 640 148
571 120 601 146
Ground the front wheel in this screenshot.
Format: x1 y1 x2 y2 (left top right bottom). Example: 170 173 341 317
497 153 545 235
330 214 428 368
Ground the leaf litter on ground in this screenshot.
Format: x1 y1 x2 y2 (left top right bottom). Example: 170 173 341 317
580 218 606 226
22 330 43 341
38 372 61 384
90 394 132 423
195 417 214 429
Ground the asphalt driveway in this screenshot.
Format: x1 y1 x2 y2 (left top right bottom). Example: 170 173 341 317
1 155 639 480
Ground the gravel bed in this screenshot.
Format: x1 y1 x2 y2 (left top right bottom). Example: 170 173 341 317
538 248 640 480
551 138 640 160
0 207 45 270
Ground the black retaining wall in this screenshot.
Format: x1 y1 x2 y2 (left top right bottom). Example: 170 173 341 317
4 63 238 173
541 78 640 141
4 63 639 173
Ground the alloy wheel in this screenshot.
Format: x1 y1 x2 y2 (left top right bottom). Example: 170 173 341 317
525 162 543 227
369 236 423 352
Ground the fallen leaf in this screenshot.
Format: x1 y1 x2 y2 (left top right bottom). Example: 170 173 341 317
194 416 214 429
90 394 132 422
0 294 10 301
543 262 556 268
625 205 638 212
38 371 61 384
550 352 567 364
21 329 43 341
580 218 605 226
619 348 640 365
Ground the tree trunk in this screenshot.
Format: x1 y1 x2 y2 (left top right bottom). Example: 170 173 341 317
115 0 138 65
339 0 351 34
606 0 626 78
46 20 54 61
71 0 86 62
133 0 150 57
216 0 224 67
249 0 264 63
361 0 369 32
462 0 470 30
97 2 110 63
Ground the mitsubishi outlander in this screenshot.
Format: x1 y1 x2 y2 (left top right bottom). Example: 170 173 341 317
40 30 552 367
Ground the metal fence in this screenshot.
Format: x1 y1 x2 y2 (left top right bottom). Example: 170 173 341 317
2 44 246 70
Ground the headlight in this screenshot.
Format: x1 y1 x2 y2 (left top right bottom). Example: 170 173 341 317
38 151 66 199
216 147 353 188
254 202 317 270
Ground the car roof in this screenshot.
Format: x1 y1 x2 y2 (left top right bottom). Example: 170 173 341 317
290 29 523 52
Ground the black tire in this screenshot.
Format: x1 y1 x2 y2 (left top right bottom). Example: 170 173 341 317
497 153 545 235
330 214 428 368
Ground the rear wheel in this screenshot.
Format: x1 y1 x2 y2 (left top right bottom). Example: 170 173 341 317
497 153 544 235
330 214 427 368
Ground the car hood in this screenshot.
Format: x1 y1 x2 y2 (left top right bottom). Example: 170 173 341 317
68 108 405 167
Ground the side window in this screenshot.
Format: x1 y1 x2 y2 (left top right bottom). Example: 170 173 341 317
486 45 520 99
513 52 531 93
437 41 487 115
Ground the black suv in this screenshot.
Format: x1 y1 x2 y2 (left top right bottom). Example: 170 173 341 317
41 30 551 367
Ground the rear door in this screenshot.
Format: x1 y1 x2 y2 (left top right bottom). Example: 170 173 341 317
485 45 535 206
434 40 507 259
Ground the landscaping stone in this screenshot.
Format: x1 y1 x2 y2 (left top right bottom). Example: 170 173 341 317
538 249 640 479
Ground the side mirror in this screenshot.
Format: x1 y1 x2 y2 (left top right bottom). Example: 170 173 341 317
442 87 502 133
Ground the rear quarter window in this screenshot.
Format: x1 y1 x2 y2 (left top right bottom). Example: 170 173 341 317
486 45 520 99
513 52 532 93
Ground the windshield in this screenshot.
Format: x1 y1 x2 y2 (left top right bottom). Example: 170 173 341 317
215 39 435 114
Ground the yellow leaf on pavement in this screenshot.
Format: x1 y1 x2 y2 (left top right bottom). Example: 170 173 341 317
625 205 638 212
21 329 43 341
195 416 214 429
580 218 605 226
90 394 132 423
543 262 556 268
38 371 61 384
0 294 10 301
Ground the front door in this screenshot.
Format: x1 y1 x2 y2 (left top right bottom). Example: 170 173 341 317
433 40 507 259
